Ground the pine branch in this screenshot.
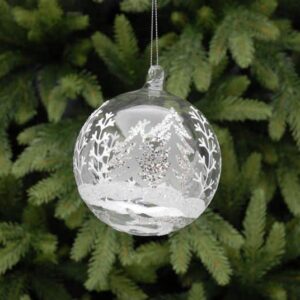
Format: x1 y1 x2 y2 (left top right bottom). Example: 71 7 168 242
17 125 44 145
243 189 266 260
277 167 300 216
201 211 244 249
259 282 287 300
13 0 63 42
32 276 72 300
201 96 271 121
162 28 211 97
269 98 287 141
55 190 82 220
252 58 279 91
214 127 239 188
0 71 37 125
117 233 134 266
133 242 169 268
12 142 53 176
121 0 172 12
63 14 89 33
85 227 118 291
169 228 192 274
0 234 31 275
92 31 135 85
166 64 191 98
71 216 104 261
193 59 212 93
232 153 262 213
287 97 300 149
28 170 73 205
285 218 300 261
258 169 277 203
32 235 57 263
13 0 88 42
222 75 251 97
251 0 278 16
209 8 279 67
48 71 102 122
13 120 80 176
209 20 229 65
241 153 262 190
0 0 26 46
115 15 139 62
80 71 103 107
125 264 157 284
0 129 12 175
188 283 206 300
109 271 147 300
120 0 151 12
0 222 25 243
37 64 73 108
64 204 87 229
229 32 254 68
22 205 47 229
0 274 26 300
0 51 28 79
256 222 285 278
65 38 92 67
190 225 232 285
243 10 279 41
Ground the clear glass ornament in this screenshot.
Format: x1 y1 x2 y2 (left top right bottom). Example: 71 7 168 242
73 66 221 236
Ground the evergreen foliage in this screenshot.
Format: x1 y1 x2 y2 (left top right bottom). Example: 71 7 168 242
0 0 300 299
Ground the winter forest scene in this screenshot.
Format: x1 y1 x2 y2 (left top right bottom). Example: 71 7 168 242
3 1 300 298
74 100 220 235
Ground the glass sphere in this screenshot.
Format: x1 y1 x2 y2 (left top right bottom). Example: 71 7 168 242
73 66 221 236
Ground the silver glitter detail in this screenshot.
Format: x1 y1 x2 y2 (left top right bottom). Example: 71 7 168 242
73 101 221 236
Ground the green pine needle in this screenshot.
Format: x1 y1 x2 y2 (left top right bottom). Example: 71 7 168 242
170 228 192 274
202 96 272 121
201 211 244 249
85 227 118 291
277 167 300 216
71 216 104 261
190 225 232 285
243 189 266 260
110 271 147 300
188 283 206 300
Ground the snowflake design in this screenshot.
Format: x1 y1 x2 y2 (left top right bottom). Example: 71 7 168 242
189 106 219 200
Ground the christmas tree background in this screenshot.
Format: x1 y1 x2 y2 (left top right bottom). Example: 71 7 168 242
0 0 300 299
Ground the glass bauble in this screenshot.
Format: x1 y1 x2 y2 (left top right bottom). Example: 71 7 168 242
73 66 221 236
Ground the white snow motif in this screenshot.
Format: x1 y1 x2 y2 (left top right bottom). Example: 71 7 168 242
189 106 219 201
108 108 195 188
74 105 219 235
78 182 206 219
73 101 111 184
88 112 119 182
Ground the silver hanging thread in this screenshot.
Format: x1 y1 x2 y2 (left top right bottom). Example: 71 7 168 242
150 0 159 66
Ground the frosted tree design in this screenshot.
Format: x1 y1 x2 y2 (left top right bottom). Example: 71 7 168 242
108 119 150 185
88 112 119 183
189 106 218 200
108 108 195 188
73 101 110 184
153 108 194 188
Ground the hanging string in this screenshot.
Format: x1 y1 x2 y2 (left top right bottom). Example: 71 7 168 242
150 0 159 66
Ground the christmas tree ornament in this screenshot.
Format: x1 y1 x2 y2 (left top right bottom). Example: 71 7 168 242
73 0 221 236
